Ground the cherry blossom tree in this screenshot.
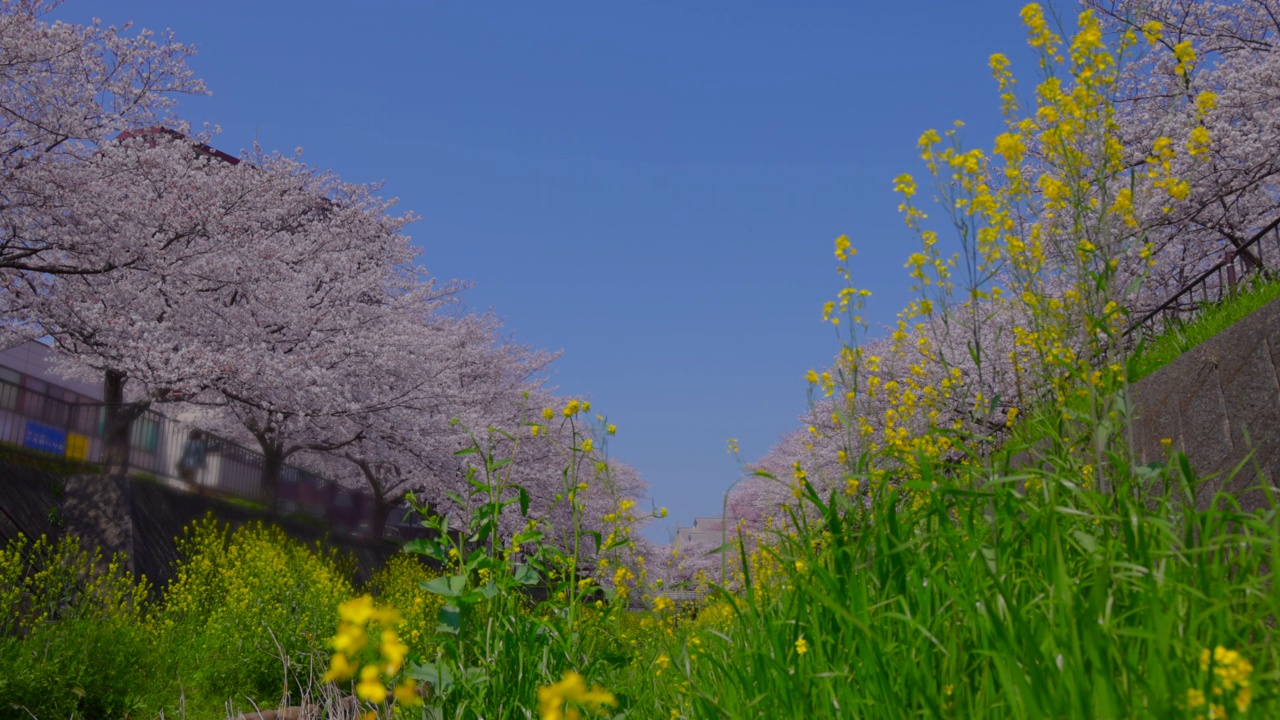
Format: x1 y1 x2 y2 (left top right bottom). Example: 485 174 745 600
321 313 556 537
1087 0 1280 313
1 1 204 343
33 131 439 492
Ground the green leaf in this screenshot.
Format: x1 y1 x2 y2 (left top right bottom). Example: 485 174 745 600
421 575 468 598
408 661 455 692
1072 529 1099 553
515 529 543 545
518 486 531 517
403 539 445 562
453 447 479 456
436 604 461 634
459 666 490 687
513 563 540 585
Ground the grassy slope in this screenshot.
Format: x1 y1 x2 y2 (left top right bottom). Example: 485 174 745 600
1127 275 1280 382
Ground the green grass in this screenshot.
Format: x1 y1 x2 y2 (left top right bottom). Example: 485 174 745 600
1128 274 1280 382
633 392 1280 720
0 441 102 475
6 418 1278 719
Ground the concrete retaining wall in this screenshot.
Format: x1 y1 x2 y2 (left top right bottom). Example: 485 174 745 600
1131 295 1280 512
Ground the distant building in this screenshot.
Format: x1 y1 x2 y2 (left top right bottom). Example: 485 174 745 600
0 340 105 460
0 339 101 401
672 516 724 548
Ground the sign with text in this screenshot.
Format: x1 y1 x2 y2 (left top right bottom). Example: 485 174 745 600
23 421 67 456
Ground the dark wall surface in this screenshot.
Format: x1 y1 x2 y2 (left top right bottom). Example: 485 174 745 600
0 460 63 545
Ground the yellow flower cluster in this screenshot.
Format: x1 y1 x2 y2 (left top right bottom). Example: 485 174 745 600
612 565 636 601
366 555 445 656
537 672 616 720
323 594 419 706
1186 646 1254 717
809 3 1219 507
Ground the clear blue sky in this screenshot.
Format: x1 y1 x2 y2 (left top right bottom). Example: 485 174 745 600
53 1 1038 542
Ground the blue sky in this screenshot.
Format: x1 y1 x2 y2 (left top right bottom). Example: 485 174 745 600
53 1 1038 542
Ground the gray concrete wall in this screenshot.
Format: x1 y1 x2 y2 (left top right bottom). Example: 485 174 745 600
1131 295 1280 512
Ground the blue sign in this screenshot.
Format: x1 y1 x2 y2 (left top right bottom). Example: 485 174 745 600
23 421 67 456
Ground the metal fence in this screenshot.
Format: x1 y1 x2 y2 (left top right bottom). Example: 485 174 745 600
0 377 416 539
1125 222 1280 342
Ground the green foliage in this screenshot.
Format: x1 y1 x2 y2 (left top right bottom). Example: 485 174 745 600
393 419 636 719
0 535 153 720
150 518 356 713
661 429 1279 719
0 520 434 720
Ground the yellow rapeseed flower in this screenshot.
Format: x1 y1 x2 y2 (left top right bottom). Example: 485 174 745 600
356 665 388 704
1173 40 1196 76
393 681 423 706
1141 20 1162 44
834 234 852 260
322 652 354 682
537 672 617 720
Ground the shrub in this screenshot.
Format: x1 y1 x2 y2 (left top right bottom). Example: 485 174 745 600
0 534 153 720
151 517 355 714
365 553 445 657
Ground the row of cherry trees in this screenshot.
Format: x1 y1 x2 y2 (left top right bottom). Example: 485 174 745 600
714 0 1280 554
0 0 646 541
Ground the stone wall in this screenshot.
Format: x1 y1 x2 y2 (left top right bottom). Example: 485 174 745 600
1131 295 1280 512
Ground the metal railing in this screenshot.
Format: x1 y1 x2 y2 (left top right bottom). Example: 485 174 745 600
0 378 417 539
1124 220 1280 342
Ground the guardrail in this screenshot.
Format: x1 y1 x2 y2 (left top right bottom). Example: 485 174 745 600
1125 219 1280 341
0 378 416 539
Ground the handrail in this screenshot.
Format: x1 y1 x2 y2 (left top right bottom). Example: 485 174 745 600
1124 217 1280 339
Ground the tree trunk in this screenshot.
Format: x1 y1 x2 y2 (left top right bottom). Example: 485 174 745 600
260 442 285 515
101 369 146 475
354 459 393 539
369 495 395 539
